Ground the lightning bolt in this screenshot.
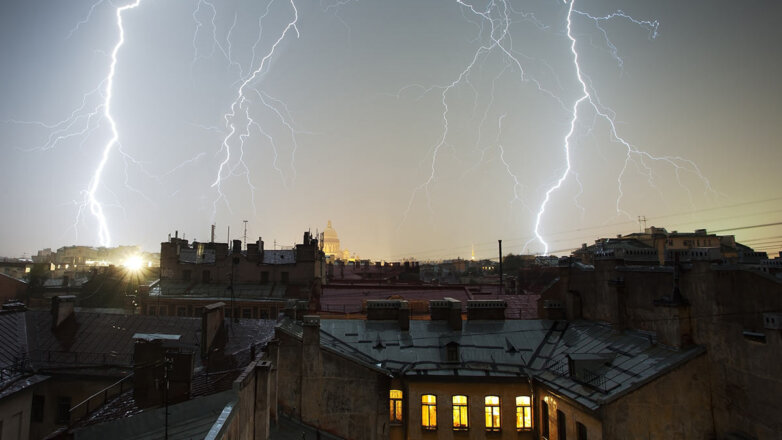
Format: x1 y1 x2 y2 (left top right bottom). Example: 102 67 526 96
210 0 300 220
531 1 713 255
400 0 567 228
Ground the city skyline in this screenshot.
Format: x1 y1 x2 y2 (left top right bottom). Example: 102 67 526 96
1 0 781 260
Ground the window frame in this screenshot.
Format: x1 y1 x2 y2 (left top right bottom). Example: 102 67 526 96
557 410 567 440
452 395 469 431
515 395 532 431
389 390 403 424
484 395 501 432
576 421 588 440
421 394 437 430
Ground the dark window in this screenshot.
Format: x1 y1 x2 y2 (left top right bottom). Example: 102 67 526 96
182 270 191 281
177 307 187 317
202 270 211 283
32 394 44 422
195 307 204 316
557 410 567 440
260 310 269 319
242 308 252 319
261 271 269 284
159 306 167 316
446 342 459 362
280 272 289 284
577 422 587 440
148 306 156 316
56 396 71 424
541 401 549 439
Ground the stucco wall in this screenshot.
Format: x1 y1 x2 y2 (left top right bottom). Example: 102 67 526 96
602 354 713 439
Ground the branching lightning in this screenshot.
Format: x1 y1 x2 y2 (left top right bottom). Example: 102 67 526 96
210 0 300 219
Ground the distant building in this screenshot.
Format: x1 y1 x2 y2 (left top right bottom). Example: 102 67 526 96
574 226 767 266
143 231 325 318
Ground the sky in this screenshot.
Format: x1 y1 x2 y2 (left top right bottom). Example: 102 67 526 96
1 0 781 261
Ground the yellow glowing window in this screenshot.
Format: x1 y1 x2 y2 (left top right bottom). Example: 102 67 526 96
516 396 532 430
452 395 468 430
421 394 437 430
485 396 501 431
390 390 403 423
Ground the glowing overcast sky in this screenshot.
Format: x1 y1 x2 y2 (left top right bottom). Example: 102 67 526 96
1 0 781 260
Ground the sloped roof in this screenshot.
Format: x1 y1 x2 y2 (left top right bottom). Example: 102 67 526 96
278 318 704 410
22 310 275 373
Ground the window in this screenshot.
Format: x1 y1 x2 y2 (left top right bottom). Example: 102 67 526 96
182 270 191 281
446 342 459 362
421 394 437 430
389 390 403 424
484 396 501 431
541 401 549 438
452 395 468 430
176 306 187 317
557 410 567 440
281 271 289 284
148 306 156 316
32 394 45 422
202 270 211 283
261 271 269 284
242 308 252 319
56 396 71 424
577 422 587 440
515 396 532 430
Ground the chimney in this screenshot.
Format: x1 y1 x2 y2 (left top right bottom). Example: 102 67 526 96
430 298 462 330
302 315 321 347
366 300 410 330
132 334 193 409
51 295 76 329
232 239 242 254
201 302 226 358
467 300 507 320
398 301 410 331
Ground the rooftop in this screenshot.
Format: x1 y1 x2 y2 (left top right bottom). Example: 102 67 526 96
278 317 704 410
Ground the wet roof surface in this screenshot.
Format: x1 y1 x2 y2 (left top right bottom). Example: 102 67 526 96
279 318 704 410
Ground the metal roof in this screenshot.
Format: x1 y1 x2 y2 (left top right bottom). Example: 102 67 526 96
278 318 704 410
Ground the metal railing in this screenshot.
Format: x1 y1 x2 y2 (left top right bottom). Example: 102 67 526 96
69 374 133 422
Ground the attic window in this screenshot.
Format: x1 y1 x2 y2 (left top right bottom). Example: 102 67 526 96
446 342 459 362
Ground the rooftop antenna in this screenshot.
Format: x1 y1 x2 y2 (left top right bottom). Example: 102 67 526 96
211 224 215 243
227 226 230 244
243 220 248 250
638 216 647 232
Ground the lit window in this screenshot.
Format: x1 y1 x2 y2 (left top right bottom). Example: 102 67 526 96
516 396 532 430
452 395 468 430
421 394 437 430
390 390 403 424
484 396 501 431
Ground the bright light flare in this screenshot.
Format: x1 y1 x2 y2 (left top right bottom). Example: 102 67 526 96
123 255 144 272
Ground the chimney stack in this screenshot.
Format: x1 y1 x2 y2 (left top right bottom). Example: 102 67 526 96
430 298 462 330
366 300 410 330
132 334 193 409
467 299 507 320
201 302 226 358
232 239 242 254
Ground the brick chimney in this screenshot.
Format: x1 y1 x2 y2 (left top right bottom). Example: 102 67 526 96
467 299 507 320
430 298 462 330
366 299 410 330
201 302 226 358
51 295 76 329
132 334 194 409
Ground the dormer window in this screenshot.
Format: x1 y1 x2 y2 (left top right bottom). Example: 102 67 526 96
446 342 459 362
